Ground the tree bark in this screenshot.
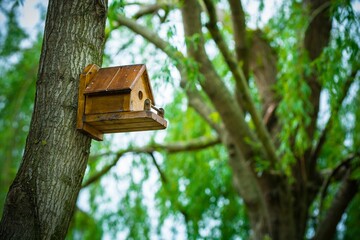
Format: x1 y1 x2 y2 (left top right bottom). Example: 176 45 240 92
303 0 331 142
313 174 358 240
0 0 107 239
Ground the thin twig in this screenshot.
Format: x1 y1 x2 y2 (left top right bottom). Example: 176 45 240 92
310 69 359 165
317 152 360 222
82 136 221 188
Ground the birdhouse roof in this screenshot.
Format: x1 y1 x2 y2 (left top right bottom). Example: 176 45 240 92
84 64 155 102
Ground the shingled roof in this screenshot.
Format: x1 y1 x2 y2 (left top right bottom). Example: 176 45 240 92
84 64 155 102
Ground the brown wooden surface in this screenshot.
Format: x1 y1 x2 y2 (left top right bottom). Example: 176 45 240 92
81 123 103 141
83 64 155 104
106 65 144 92
84 111 167 133
78 64 166 141
77 64 100 129
84 67 122 94
85 94 130 114
130 75 152 111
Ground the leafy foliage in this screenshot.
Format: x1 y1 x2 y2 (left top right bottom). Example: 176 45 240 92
1 0 359 239
0 1 28 57
0 3 40 214
268 1 313 170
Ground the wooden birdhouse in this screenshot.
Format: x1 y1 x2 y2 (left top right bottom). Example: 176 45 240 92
77 64 167 141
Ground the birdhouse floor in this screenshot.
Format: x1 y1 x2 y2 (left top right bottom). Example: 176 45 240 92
81 111 167 140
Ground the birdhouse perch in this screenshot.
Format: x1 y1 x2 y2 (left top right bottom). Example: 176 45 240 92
77 64 167 141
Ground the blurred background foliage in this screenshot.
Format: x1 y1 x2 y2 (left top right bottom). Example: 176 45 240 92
0 0 359 239
0 1 40 212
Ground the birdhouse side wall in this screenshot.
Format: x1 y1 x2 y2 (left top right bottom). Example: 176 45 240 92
130 75 152 111
85 93 131 114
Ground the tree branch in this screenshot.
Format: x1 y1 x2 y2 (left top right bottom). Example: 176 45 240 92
227 0 248 76
303 0 332 140
147 152 190 225
82 136 221 188
133 3 174 21
185 82 225 135
182 0 272 163
202 0 279 165
115 4 278 165
148 152 168 184
310 69 359 166
203 0 247 111
114 14 184 65
304 0 332 61
318 153 359 222
313 170 358 240
154 136 221 153
228 143 271 238
82 150 127 188
249 31 279 115
204 0 279 151
181 1 273 236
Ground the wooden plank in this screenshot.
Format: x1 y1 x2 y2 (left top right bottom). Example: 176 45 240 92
81 123 103 141
84 94 130 114
83 65 147 95
83 67 120 94
88 116 156 126
130 75 153 111
102 125 166 133
84 110 153 121
77 64 99 130
94 120 166 132
85 111 167 124
106 65 144 92
84 111 167 133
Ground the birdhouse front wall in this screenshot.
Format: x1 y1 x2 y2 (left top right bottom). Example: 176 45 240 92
130 75 152 111
84 93 131 115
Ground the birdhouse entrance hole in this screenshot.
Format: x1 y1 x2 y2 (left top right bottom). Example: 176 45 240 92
77 64 167 141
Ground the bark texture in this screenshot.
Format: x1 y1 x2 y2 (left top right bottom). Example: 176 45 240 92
314 174 358 240
0 0 107 239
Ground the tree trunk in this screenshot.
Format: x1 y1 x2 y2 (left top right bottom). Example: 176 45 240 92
0 0 107 239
